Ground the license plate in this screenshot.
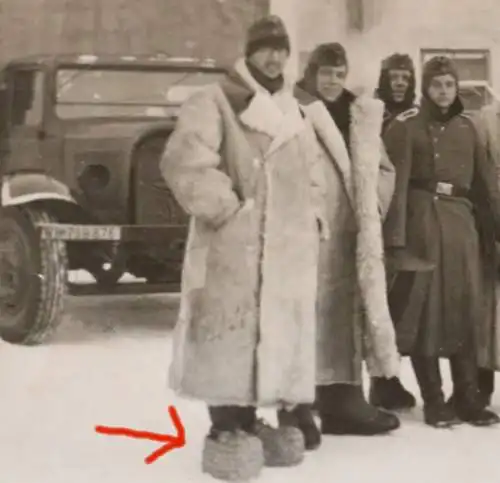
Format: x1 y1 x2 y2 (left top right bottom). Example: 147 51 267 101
39 223 122 241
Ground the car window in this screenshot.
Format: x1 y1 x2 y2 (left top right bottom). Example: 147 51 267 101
55 68 224 119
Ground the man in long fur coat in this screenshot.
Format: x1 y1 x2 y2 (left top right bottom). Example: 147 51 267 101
162 17 326 478
162 17 400 478
295 42 401 436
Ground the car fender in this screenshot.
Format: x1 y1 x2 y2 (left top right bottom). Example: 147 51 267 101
1 173 77 207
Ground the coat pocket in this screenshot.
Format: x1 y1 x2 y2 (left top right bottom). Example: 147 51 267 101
214 199 255 244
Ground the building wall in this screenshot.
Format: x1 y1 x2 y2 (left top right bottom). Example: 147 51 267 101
295 0 500 93
0 0 269 65
269 0 300 78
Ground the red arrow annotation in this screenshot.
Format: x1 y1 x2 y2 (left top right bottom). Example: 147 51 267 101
95 405 186 464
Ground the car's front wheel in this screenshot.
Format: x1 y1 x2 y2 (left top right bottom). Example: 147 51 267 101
0 206 67 345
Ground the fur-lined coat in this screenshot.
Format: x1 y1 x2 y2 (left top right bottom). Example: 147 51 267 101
163 60 325 407
162 59 399 406
294 85 399 383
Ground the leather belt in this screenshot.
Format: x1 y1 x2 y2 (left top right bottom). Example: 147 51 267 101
410 180 469 198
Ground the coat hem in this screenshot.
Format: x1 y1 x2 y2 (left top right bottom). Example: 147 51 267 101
171 389 315 408
316 380 362 386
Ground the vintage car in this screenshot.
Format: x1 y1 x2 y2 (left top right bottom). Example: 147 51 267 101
0 53 226 345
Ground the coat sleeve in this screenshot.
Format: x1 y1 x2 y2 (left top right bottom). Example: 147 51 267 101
159 88 241 229
473 105 500 186
382 119 412 248
470 121 500 240
377 141 396 220
473 107 491 150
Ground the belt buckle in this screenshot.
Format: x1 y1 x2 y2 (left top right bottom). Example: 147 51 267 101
436 182 453 196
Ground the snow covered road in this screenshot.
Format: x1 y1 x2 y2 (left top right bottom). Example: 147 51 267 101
1 277 500 483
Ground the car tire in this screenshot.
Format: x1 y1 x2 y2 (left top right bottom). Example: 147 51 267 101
0 206 67 345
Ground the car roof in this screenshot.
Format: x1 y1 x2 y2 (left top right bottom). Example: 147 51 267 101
3 53 227 71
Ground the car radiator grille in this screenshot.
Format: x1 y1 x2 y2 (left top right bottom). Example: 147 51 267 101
133 134 189 227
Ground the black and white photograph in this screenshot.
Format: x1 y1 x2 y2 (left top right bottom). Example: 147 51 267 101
1 0 500 482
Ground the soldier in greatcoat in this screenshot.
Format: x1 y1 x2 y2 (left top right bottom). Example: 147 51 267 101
375 53 418 131
383 55 500 428
369 53 419 411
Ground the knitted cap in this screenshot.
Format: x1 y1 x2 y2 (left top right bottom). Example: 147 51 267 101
245 15 290 57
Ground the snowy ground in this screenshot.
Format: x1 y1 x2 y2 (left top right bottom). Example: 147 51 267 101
2 272 500 483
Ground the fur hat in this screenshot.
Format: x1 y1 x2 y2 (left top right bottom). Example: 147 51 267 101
298 43 349 94
375 52 416 108
422 55 459 93
307 42 348 69
381 53 415 73
245 15 290 57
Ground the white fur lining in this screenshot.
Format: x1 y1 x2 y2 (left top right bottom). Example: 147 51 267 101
350 95 399 378
238 93 283 138
234 58 306 156
302 100 354 204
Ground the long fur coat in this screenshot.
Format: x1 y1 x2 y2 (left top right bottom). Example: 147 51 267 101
161 59 400 407
162 60 325 406
294 86 399 383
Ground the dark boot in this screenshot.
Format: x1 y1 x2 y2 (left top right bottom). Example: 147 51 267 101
318 384 400 435
369 376 416 410
449 354 500 427
277 404 321 451
477 367 495 408
447 367 494 410
208 406 250 434
411 356 461 428
204 406 264 481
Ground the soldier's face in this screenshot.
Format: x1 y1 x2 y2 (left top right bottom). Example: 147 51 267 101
316 65 347 102
249 47 289 79
427 74 457 109
388 69 412 103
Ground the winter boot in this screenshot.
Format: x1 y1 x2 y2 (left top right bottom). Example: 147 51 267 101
318 384 400 435
241 407 305 467
277 404 321 450
447 367 494 410
477 367 495 408
450 354 500 427
411 356 461 428
249 419 305 467
369 376 417 410
203 406 264 481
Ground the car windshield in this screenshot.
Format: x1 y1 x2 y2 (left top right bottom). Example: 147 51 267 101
55 66 224 119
